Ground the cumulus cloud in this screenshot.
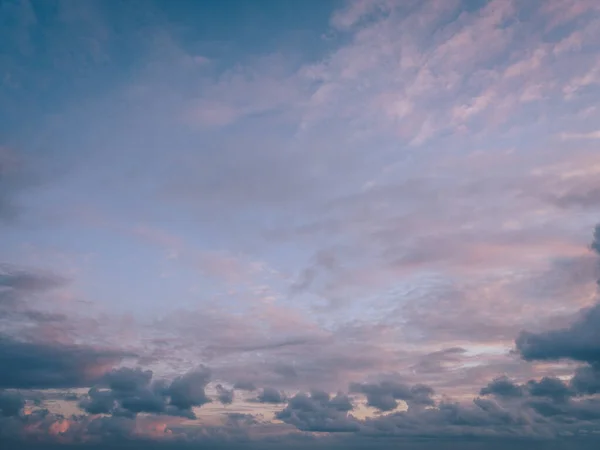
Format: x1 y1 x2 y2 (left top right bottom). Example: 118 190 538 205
350 380 435 411
79 366 213 419
167 366 212 410
479 224 600 429
104 367 153 393
480 376 525 398
516 291 600 364
80 387 116 415
275 390 357 432
571 365 600 396
527 377 571 403
256 387 286 404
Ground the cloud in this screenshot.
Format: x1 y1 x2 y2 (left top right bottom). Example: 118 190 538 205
233 381 256 391
507 224 600 406
330 0 391 30
79 366 214 419
0 391 24 417
80 387 117 415
349 380 435 412
0 264 68 315
152 306 399 392
256 387 286 404
275 390 357 432
513 226 600 409
80 367 166 416
2 1 600 448
480 375 572 403
480 376 524 398
215 384 234 405
592 224 600 255
0 335 127 389
570 365 600 396
0 263 91 345
515 303 600 364
167 366 212 410
527 377 571 402
560 130 600 140
0 265 67 293
104 367 154 393
2 361 600 447
410 347 468 375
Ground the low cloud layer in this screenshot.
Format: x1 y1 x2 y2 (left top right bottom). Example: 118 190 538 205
78 366 223 419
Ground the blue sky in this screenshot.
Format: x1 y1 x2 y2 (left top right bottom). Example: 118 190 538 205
2 0 600 448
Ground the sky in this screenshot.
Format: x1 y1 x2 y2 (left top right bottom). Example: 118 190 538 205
1 0 600 448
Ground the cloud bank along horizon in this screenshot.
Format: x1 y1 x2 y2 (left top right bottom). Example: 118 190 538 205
2 0 600 448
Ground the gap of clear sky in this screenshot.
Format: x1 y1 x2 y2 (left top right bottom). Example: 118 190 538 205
1 0 600 449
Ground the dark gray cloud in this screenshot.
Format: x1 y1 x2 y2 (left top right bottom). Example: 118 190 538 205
256 387 286 404
593 225 600 258
350 380 435 412
527 397 600 422
359 397 531 437
480 376 524 398
215 384 234 405
527 377 571 402
233 381 256 391
84 415 138 440
82 367 166 416
570 365 600 396
480 375 574 405
275 390 357 432
168 366 211 410
3 372 600 449
516 225 600 365
104 367 153 393
0 335 127 389
0 391 24 417
509 225 600 411
516 297 600 365
80 366 213 419
80 387 117 414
